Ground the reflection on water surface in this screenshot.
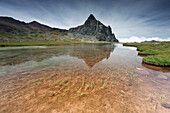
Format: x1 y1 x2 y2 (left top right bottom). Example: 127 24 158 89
0 44 170 113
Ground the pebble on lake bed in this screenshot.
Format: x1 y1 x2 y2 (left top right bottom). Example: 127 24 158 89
136 69 150 75
157 75 168 80
136 68 143 71
161 102 170 109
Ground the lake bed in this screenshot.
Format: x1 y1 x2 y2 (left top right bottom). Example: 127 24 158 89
0 44 170 113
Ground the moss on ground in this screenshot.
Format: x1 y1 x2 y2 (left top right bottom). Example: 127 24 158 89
0 30 113 47
0 42 110 47
123 42 170 66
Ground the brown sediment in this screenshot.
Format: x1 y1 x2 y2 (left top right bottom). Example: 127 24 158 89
0 65 133 113
0 44 170 113
138 54 147 57
142 62 170 72
0 63 170 113
138 53 155 55
142 61 170 67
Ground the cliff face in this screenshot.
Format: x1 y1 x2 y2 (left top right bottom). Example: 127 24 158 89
68 14 119 42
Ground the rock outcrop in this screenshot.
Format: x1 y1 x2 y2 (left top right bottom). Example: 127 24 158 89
68 14 119 42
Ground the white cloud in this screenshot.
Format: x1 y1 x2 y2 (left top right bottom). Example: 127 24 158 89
119 36 170 43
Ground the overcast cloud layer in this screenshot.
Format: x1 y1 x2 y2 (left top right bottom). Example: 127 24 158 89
0 0 170 42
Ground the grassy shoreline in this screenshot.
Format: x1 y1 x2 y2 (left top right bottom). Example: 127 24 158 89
0 41 113 47
123 42 170 67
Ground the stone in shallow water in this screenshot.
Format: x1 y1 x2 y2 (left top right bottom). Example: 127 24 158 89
157 74 168 80
137 69 150 75
162 102 170 109
136 67 143 70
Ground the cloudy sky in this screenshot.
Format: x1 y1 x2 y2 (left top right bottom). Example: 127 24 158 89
0 0 170 42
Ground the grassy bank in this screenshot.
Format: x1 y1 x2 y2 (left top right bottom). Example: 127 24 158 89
0 41 112 47
0 31 112 47
123 42 170 66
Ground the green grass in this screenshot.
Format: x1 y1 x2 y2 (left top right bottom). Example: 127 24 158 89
0 41 112 47
123 42 170 66
0 42 86 47
0 30 113 47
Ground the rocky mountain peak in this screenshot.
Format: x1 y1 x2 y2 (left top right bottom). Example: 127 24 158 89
87 14 96 21
84 14 97 26
68 14 119 42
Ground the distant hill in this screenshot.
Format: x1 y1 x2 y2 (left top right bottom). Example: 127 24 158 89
0 17 67 33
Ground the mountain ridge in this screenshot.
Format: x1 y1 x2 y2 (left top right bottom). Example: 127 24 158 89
0 16 67 33
0 15 119 42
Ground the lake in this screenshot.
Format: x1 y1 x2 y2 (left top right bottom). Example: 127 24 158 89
0 44 170 113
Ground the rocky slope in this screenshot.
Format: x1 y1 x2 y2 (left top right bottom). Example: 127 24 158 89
68 14 119 42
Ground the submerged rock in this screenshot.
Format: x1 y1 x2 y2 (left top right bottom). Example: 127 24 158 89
162 102 170 109
68 14 119 42
157 74 168 80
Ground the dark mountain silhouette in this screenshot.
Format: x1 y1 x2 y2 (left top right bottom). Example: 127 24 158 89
0 16 67 33
0 15 118 42
68 14 119 42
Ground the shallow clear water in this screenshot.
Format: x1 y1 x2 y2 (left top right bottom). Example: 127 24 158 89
0 44 169 76
0 43 170 112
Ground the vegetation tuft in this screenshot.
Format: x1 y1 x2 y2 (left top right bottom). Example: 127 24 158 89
123 42 170 66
